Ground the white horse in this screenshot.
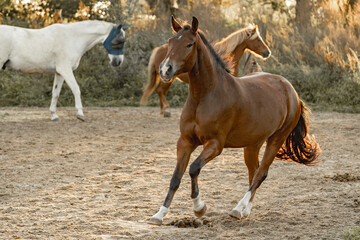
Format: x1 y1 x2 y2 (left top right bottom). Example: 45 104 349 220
0 20 128 121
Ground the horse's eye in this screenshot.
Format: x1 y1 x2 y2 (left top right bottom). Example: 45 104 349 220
187 43 193 48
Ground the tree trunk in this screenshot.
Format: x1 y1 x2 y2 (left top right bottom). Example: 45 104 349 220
295 0 312 30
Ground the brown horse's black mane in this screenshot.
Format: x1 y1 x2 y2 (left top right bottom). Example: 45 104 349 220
197 32 230 73
180 23 230 73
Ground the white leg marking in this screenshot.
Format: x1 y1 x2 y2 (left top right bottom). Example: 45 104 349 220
241 202 252 217
151 206 169 221
232 191 252 218
192 194 205 212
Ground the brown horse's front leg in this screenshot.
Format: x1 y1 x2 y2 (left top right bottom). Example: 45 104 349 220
148 137 197 226
189 139 223 218
155 79 173 117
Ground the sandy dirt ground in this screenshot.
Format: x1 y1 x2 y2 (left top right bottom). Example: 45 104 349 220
0 107 359 240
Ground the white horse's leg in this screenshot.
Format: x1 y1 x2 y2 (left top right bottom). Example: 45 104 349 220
49 73 64 121
57 68 85 121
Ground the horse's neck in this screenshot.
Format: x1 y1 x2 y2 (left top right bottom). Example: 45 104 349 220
188 42 219 102
230 42 247 77
215 31 248 77
72 21 113 53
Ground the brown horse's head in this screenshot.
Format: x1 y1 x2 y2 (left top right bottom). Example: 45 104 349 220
159 16 199 82
245 25 271 59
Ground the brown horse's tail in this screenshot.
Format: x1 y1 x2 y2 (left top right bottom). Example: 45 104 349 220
276 101 321 166
140 50 160 105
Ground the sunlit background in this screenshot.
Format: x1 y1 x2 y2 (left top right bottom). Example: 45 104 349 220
0 0 359 112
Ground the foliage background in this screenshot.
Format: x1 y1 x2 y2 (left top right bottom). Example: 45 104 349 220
0 0 359 113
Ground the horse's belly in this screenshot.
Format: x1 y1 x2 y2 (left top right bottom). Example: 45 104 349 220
224 115 284 148
8 57 56 74
224 130 268 148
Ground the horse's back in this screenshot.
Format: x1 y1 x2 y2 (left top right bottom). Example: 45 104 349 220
1 25 59 73
238 72 297 98
236 72 299 114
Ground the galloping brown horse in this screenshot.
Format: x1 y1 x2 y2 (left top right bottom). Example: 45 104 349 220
140 23 271 117
148 16 321 226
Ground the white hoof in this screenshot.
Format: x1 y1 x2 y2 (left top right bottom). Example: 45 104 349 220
163 109 171 118
230 191 252 219
76 114 85 121
229 209 241 219
241 202 252 218
148 206 168 226
51 113 60 121
147 217 162 226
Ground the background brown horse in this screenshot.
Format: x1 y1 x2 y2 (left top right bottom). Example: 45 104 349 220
140 24 271 117
244 51 263 74
148 16 321 226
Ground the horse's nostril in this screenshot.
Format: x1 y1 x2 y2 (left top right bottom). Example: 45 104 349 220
263 51 270 58
166 65 173 76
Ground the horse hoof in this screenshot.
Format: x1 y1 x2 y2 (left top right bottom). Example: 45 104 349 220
163 110 171 118
147 217 162 226
51 117 60 121
229 209 241 220
194 204 207 218
77 114 85 121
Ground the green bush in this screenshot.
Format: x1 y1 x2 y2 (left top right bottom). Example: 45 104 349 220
343 225 360 240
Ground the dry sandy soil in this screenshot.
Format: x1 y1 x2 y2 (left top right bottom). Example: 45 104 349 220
0 107 359 240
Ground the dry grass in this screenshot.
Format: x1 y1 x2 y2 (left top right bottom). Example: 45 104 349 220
0 1 359 112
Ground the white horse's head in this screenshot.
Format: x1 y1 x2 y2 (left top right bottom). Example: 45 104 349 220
103 24 128 67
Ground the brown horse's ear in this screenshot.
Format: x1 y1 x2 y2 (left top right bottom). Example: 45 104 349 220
247 24 257 38
171 15 182 33
191 16 198 33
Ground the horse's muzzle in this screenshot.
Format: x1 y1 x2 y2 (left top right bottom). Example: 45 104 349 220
111 58 122 67
262 50 271 59
108 54 124 67
159 63 174 81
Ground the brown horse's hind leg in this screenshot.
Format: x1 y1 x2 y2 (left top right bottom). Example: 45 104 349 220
189 139 223 217
230 134 288 219
148 137 197 226
244 144 262 185
229 144 261 219
156 79 173 117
